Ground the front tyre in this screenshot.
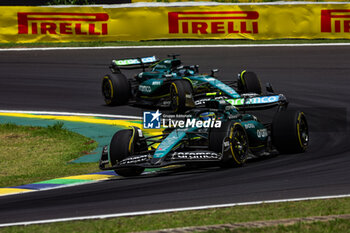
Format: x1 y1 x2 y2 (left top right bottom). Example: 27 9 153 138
109 129 145 177
209 121 249 168
238 71 262 95
102 74 130 106
272 110 309 153
170 80 192 113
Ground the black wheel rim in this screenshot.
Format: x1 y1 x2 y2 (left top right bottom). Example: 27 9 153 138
230 125 248 161
102 79 112 99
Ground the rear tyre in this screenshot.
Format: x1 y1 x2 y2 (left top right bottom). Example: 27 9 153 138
209 121 249 168
272 110 309 153
170 80 192 113
102 74 130 106
238 71 262 95
110 129 145 177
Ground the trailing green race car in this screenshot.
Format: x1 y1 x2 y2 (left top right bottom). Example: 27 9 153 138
99 99 309 177
101 55 268 112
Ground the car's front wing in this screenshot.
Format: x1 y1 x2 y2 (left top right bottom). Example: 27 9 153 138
99 145 223 170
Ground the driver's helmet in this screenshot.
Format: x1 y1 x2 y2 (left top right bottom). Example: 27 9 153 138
177 68 195 76
199 112 216 121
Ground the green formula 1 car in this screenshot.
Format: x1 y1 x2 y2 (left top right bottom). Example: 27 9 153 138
99 99 309 177
102 55 273 113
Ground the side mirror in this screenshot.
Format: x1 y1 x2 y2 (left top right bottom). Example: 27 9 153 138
191 65 199 73
266 82 274 93
211 69 219 77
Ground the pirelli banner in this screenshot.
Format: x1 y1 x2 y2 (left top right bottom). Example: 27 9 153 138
1 4 350 43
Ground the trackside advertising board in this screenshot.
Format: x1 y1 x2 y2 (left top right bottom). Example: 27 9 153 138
0 4 350 43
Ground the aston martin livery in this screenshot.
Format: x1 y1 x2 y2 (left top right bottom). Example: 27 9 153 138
101 55 277 112
99 99 309 177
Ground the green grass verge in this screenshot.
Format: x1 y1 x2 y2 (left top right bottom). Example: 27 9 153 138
47 0 90 5
0 197 349 232
203 218 350 233
1 39 350 49
0 123 99 187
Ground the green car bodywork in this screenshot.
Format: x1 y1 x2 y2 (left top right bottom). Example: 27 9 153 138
99 57 309 177
102 55 282 112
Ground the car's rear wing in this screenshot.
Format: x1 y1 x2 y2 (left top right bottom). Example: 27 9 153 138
226 94 288 110
110 56 158 72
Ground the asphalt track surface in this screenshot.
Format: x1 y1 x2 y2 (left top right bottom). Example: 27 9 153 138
0 46 349 224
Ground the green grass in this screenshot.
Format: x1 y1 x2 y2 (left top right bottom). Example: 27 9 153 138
0 123 99 187
203 218 350 233
1 39 350 49
47 0 91 5
0 197 349 232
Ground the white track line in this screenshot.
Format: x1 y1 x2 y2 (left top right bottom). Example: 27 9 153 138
50 2 350 8
0 110 142 120
1 43 350 52
31 2 350 8
0 194 349 228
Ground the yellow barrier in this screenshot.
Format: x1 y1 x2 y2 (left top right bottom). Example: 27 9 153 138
1 4 350 43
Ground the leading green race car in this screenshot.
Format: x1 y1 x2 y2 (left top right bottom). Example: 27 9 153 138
102 55 271 113
99 99 309 177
